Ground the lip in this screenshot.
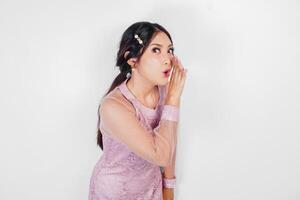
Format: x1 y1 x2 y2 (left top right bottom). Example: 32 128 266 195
163 68 171 73
163 68 171 77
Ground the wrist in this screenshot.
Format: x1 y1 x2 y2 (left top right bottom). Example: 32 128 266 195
162 176 176 189
163 172 175 179
161 105 179 122
165 96 180 107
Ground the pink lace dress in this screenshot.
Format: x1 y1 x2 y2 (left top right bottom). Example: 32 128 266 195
89 77 179 200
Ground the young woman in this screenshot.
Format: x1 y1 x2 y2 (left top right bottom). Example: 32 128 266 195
89 21 187 200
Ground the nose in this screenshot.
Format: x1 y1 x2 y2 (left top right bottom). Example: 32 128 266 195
163 55 172 66
163 59 169 65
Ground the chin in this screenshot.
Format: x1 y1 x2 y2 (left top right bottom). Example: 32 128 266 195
156 78 169 86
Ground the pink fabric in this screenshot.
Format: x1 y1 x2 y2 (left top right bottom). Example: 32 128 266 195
89 77 179 200
163 177 176 188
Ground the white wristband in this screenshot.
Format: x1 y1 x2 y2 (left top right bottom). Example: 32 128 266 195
163 177 176 188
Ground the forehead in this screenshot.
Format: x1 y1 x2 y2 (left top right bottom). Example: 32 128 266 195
149 31 172 46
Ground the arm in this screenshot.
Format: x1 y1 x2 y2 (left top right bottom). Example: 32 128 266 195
99 97 179 167
162 95 178 200
162 136 177 178
162 140 177 200
163 187 174 200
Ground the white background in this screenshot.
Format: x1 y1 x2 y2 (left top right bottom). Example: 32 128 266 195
1 0 299 199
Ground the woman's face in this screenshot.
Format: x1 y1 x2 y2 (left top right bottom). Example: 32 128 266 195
135 31 174 85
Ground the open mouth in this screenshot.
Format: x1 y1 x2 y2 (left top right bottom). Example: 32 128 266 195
163 69 171 77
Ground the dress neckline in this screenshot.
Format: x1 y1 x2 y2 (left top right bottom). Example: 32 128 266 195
118 77 162 112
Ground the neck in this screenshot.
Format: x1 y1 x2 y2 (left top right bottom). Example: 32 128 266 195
126 75 158 102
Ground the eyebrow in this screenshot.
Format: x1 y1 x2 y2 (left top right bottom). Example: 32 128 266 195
150 43 174 48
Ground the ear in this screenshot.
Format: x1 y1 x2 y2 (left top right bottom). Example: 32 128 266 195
124 51 138 67
127 57 138 67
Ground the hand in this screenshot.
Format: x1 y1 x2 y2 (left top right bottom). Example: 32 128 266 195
163 187 174 200
166 54 187 101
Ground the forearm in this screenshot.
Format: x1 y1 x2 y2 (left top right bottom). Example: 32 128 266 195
163 187 174 200
162 159 176 200
162 95 178 200
163 130 177 179
162 165 175 178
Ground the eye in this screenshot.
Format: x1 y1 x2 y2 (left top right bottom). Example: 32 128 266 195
152 47 175 54
152 47 160 53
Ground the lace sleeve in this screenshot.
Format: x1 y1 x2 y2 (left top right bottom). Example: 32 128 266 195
99 97 179 167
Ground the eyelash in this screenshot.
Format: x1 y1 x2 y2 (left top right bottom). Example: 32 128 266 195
152 47 174 54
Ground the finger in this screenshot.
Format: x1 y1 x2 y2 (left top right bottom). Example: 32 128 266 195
174 56 178 68
172 54 179 70
178 68 184 82
175 55 185 76
181 69 187 86
171 56 178 75
173 63 181 84
169 59 176 84
170 56 175 76
174 55 183 70
177 68 185 85
180 68 187 86
170 55 180 84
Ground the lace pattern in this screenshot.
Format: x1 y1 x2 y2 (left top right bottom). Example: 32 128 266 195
89 78 178 200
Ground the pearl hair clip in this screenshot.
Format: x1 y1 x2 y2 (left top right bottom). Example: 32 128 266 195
134 34 144 45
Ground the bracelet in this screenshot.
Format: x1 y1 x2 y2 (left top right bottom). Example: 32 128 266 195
163 177 176 188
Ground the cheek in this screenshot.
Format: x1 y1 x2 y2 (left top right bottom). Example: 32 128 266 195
143 57 161 71
138 53 162 77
